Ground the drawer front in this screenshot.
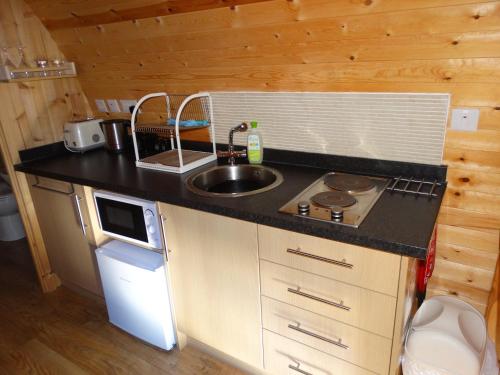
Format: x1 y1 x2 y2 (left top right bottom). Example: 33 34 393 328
263 330 374 375
260 260 396 338
258 225 401 296
262 296 391 374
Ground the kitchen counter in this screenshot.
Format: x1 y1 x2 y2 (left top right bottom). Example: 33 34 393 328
15 146 446 259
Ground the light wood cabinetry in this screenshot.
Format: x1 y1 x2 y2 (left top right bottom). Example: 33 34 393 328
259 225 401 296
28 176 101 296
25 176 415 374
261 296 392 374
158 203 263 369
260 260 397 338
258 225 416 375
263 330 374 375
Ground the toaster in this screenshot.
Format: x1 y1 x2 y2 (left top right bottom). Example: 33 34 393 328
63 118 105 152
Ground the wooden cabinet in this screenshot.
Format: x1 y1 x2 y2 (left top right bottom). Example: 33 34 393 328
29 176 101 296
260 260 397 337
158 203 263 369
259 225 401 296
258 225 417 375
262 297 392 374
263 329 374 375
26 176 415 373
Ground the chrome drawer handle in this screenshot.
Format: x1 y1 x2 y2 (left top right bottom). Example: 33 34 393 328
31 177 74 195
287 287 350 311
159 214 168 257
288 363 313 375
72 194 87 237
288 323 349 350
287 248 353 269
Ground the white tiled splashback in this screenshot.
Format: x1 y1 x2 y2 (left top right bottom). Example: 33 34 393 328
209 92 450 165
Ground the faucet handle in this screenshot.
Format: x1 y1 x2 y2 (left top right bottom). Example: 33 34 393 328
217 150 230 158
217 149 247 159
233 150 247 158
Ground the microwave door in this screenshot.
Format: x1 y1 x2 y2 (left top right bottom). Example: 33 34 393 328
95 197 148 244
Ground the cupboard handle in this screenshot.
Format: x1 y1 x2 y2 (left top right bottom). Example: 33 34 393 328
32 181 74 195
287 248 353 269
288 323 349 350
159 214 169 256
72 194 87 237
288 363 313 375
287 287 350 311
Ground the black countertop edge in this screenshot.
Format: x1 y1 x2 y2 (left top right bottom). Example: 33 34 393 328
21 141 447 182
15 161 431 259
15 144 446 260
19 142 68 164
15 154 441 259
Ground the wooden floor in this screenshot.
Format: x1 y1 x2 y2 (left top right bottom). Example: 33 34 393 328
0 239 244 374
1 239 498 374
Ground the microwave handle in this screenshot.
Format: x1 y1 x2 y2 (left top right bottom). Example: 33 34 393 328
72 194 87 237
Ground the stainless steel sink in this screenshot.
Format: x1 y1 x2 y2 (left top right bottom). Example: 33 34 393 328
186 164 283 197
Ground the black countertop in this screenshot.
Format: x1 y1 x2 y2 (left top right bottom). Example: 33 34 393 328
15 146 446 259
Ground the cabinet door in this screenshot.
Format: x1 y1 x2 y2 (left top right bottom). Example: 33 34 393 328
29 176 101 295
159 203 262 368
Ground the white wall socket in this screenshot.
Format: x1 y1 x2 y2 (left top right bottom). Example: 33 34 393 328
95 99 108 113
120 99 139 113
106 99 121 113
451 108 479 131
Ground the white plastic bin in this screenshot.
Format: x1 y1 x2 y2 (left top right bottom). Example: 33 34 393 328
403 295 498 375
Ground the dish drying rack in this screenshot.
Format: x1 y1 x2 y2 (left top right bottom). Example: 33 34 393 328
131 92 217 174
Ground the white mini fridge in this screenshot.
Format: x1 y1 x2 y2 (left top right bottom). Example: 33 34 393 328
96 240 176 350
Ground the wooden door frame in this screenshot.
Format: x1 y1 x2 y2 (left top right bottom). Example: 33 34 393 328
0 118 60 292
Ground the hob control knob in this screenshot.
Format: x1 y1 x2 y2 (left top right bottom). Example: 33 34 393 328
298 201 310 216
331 206 344 222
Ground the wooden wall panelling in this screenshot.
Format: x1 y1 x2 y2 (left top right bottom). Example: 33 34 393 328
427 224 500 313
26 0 275 30
0 0 92 292
27 0 500 309
49 2 500 51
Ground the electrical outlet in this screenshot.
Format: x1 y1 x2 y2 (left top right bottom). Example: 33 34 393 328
95 99 108 113
106 99 121 113
120 99 140 113
451 108 479 131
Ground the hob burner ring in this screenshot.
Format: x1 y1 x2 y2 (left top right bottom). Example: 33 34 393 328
324 173 375 194
311 191 357 208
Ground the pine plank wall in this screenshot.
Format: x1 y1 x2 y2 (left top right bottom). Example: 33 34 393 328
7 0 500 312
0 0 91 291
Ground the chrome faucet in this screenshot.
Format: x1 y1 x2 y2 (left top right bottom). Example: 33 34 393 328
217 122 248 165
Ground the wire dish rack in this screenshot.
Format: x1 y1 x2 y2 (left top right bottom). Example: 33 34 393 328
131 92 217 174
386 176 443 198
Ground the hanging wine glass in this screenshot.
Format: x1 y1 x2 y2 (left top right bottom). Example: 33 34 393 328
52 59 65 76
0 47 9 66
17 45 28 67
36 59 48 77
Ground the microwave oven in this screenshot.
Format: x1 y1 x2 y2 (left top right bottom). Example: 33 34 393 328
93 190 163 251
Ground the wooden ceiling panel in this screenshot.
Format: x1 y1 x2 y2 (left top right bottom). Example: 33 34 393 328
25 0 274 30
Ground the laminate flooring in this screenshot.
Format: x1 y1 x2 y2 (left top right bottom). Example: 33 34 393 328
0 239 245 374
